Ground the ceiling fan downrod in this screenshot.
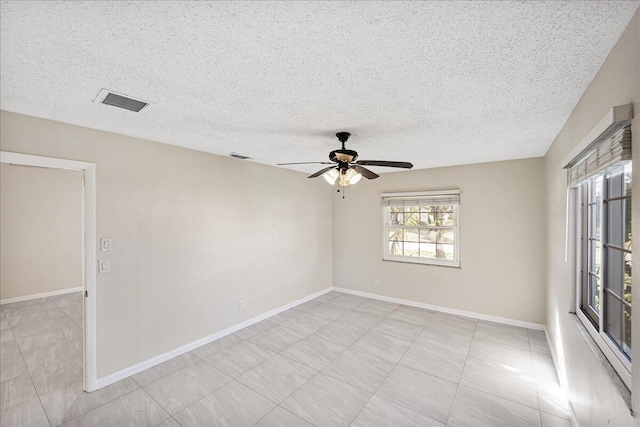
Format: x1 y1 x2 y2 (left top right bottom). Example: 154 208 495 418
335 131 350 150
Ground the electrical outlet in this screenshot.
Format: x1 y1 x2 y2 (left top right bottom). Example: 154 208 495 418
374 278 380 286
238 300 245 310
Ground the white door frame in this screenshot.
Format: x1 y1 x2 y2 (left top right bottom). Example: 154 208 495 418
0 151 98 392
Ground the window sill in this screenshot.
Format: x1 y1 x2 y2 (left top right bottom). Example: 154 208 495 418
569 313 632 412
381 258 461 268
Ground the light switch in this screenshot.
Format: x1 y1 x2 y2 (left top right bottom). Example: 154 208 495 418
98 260 110 273
100 237 113 252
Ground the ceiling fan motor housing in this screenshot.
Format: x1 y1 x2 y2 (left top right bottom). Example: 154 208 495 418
329 149 358 164
330 131 358 164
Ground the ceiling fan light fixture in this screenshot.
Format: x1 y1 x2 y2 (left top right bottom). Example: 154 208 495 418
338 168 362 186
349 171 362 185
323 168 339 185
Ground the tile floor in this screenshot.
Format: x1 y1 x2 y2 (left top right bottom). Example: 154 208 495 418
0 291 572 426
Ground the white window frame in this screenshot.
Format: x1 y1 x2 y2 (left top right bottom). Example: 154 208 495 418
574 166 632 389
382 190 460 268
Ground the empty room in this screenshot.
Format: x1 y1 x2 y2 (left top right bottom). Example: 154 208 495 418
0 1 638 426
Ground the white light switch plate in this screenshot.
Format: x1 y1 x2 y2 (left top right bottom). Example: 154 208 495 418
98 260 110 273
100 237 113 252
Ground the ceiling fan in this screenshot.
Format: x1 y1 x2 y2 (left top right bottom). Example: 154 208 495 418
277 132 413 187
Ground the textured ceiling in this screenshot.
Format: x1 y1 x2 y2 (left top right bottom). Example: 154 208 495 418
1 1 638 174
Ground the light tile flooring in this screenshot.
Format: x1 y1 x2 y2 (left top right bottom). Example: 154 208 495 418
0 291 572 427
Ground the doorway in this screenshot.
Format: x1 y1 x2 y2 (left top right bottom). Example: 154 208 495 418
0 151 97 391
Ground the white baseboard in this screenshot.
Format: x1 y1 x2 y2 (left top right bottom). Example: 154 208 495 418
0 287 82 305
96 287 332 389
332 287 545 331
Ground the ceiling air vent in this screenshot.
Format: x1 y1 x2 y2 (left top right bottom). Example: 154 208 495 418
93 89 149 112
228 153 252 160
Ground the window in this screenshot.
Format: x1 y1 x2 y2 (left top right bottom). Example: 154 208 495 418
571 124 632 388
382 190 460 267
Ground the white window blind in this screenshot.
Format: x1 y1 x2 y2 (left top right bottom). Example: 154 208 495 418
566 126 631 188
381 191 460 207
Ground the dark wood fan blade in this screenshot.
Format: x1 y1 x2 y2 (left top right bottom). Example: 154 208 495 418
355 160 413 169
308 165 337 178
277 161 334 165
352 165 379 180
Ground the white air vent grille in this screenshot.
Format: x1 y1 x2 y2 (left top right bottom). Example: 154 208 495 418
93 89 149 112
228 153 252 160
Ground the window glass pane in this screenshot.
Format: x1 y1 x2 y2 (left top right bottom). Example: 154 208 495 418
436 243 455 260
388 240 403 256
591 175 602 240
622 162 632 360
404 210 419 225
605 295 623 348
419 210 457 226
624 163 632 198
589 240 601 275
607 169 623 198
419 213 429 225
390 210 404 225
587 176 602 315
589 273 601 313
439 212 456 226
419 229 436 243
431 213 443 226
590 176 603 239
624 251 632 305
388 228 403 241
607 248 625 298
419 229 455 244
624 198 632 251
608 199 623 248
421 212 437 226
404 242 419 257
592 211 601 241
438 230 455 244
404 229 419 242
624 305 632 359
416 243 454 260
419 243 435 258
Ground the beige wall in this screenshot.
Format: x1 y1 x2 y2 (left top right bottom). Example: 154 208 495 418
0 163 82 300
0 111 333 378
333 157 546 325
543 10 639 426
